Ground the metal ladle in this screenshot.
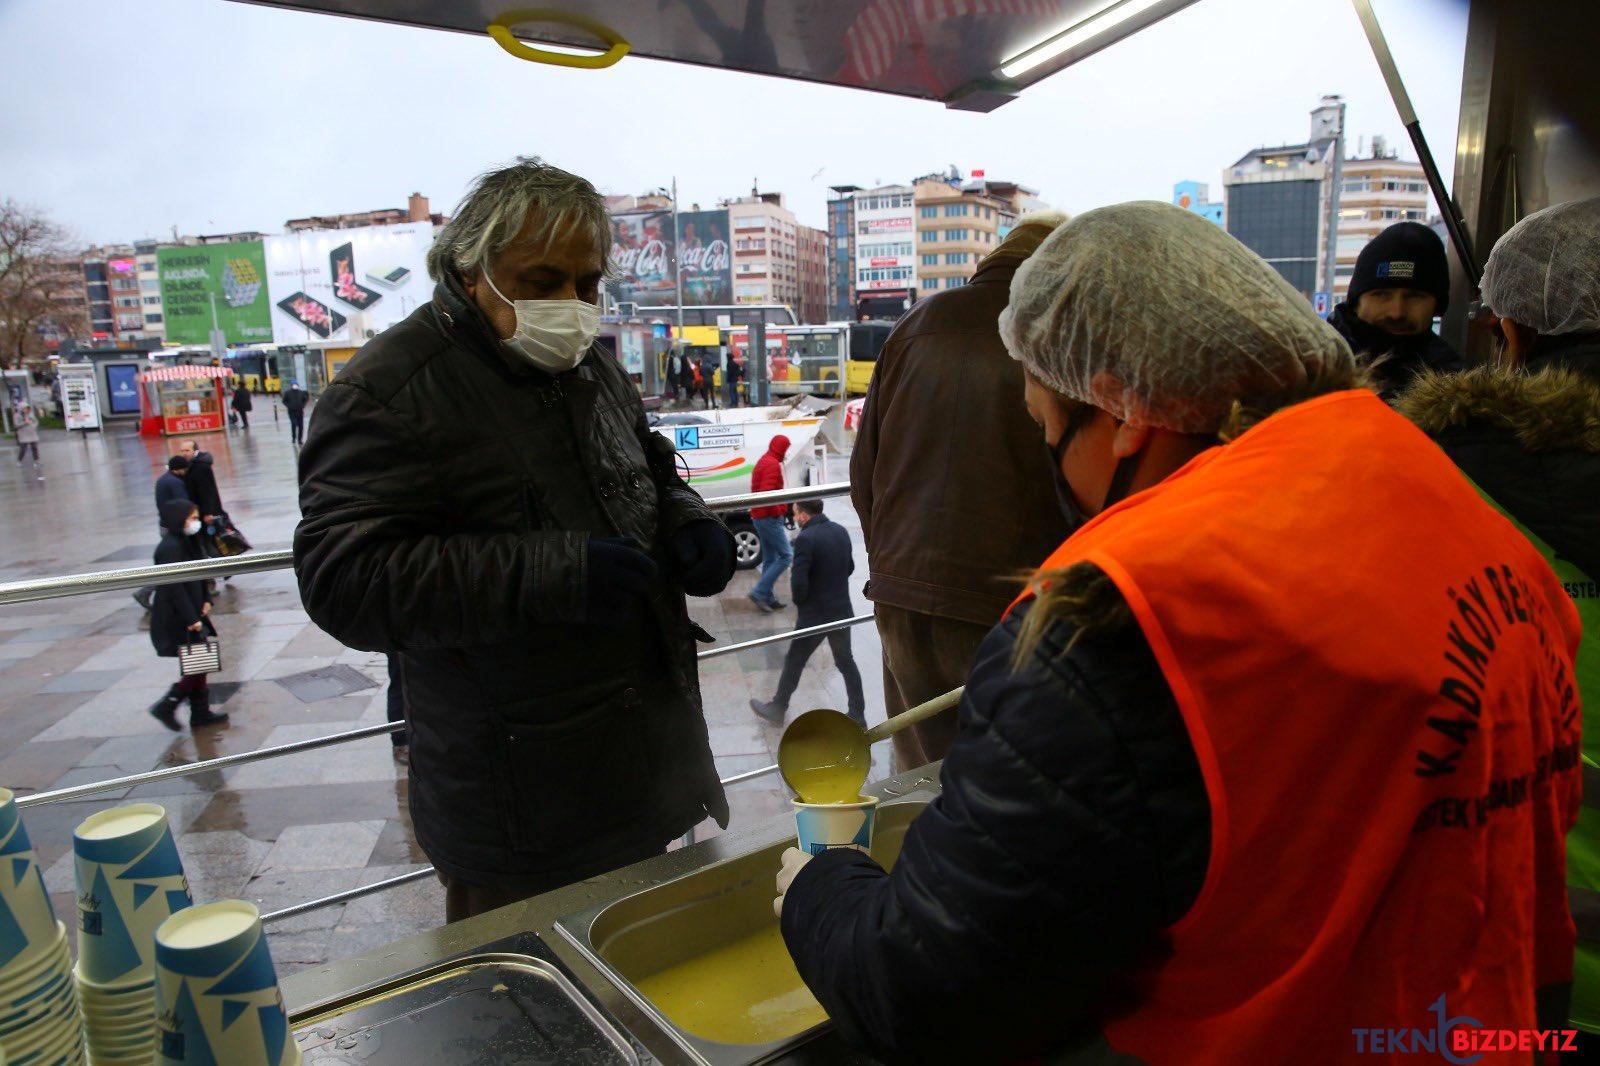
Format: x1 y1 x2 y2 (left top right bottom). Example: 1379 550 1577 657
777 687 966 803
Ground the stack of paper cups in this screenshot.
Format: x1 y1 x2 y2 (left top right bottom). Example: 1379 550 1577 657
72 804 193 1066
153 901 299 1066
0 788 84 1066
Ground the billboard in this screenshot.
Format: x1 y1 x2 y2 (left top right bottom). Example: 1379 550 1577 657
608 208 731 307
676 209 731 306
157 242 273 346
263 223 433 344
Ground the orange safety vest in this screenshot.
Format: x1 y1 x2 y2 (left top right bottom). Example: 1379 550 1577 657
1011 391 1582 1063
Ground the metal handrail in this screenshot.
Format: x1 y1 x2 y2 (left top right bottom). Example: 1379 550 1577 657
14 721 405 808
0 482 852 606
13 614 876 808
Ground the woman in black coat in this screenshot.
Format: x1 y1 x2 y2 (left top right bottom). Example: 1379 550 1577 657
148 498 228 730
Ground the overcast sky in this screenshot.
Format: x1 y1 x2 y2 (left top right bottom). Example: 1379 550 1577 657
0 0 1468 245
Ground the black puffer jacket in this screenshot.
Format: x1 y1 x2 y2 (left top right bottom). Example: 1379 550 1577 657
782 576 1210 1065
1326 301 1464 400
150 498 214 658
295 274 730 887
1398 337 1600 580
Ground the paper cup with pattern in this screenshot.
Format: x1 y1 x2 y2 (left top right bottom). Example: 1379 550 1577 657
73 804 192 987
792 795 879 857
153 901 298 1066
0 789 60 977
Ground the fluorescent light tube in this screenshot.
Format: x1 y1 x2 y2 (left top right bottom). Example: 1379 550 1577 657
1000 0 1168 79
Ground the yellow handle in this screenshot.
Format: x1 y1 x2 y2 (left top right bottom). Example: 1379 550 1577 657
487 9 630 69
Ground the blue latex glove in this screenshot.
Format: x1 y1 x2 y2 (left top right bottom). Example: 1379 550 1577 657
672 519 736 597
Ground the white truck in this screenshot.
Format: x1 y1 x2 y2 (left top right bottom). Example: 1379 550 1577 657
649 402 829 569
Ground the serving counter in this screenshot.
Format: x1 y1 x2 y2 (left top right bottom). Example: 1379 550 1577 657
282 765 943 1065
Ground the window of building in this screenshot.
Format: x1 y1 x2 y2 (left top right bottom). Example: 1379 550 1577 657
143 295 161 305
920 206 937 218
920 229 938 242
1404 209 1425 221
921 254 938 266
948 277 966 287
115 296 140 309
944 229 967 241
144 313 163 324
924 278 939 290
944 252 969 264
1381 209 1399 219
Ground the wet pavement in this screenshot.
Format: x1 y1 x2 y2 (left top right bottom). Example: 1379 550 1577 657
0 413 889 975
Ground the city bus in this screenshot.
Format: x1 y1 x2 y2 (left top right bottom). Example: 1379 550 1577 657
726 320 894 397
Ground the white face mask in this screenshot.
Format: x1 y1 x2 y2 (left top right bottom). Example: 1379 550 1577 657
481 269 599 374
183 519 202 536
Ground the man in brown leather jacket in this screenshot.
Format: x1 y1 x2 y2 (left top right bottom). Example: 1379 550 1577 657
851 213 1071 770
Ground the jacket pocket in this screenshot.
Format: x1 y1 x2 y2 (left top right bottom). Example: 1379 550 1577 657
494 676 646 854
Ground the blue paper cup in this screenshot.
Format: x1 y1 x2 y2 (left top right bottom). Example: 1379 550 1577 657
792 795 879 857
153 901 298 1066
0 789 59 977
73 804 192 988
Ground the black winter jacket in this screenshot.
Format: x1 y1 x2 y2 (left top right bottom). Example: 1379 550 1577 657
231 387 253 412
281 388 308 415
1399 337 1600 581
294 274 730 887
154 471 189 513
790 513 853 626
782 581 1210 1065
150 499 214 658
1326 301 1463 400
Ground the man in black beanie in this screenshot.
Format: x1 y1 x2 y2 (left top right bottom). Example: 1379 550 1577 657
1326 221 1462 399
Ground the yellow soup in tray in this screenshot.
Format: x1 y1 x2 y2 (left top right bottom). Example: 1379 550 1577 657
633 925 827 1045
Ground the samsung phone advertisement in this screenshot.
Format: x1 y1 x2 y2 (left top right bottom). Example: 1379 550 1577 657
263 223 433 345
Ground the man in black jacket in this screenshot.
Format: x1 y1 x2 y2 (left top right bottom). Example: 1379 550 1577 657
749 500 864 726
1325 221 1463 399
176 439 225 527
281 381 308 446
135 456 194 611
294 158 737 923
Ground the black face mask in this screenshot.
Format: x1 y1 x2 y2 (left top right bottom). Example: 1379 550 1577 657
1048 405 1145 531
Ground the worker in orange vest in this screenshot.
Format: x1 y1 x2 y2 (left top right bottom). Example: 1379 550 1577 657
774 201 1583 1064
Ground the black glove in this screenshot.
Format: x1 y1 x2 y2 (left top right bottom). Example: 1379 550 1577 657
672 519 736 597
585 537 659 626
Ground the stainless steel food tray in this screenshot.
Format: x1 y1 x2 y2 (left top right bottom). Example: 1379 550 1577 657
555 793 937 1066
291 944 640 1065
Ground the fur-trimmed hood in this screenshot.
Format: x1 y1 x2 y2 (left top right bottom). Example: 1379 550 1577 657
1398 364 1600 454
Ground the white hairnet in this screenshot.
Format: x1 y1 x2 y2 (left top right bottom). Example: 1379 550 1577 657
1481 196 1600 336
999 201 1354 434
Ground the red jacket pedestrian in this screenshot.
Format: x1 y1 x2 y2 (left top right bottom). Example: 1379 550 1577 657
750 435 790 518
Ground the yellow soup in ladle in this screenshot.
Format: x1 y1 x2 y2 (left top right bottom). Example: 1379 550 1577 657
777 709 870 804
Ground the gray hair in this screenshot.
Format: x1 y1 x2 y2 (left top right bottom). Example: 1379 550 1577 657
426 157 612 282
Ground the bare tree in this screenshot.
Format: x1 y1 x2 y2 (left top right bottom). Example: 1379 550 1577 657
0 199 84 369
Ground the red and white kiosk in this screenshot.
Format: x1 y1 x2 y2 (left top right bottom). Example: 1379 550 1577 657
137 364 234 437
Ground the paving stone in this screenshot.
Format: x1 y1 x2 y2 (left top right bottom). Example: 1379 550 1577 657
273 664 378 704
38 667 136 694
260 820 384 873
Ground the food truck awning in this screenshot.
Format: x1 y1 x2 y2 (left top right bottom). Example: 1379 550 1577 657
234 0 1203 111
137 365 235 382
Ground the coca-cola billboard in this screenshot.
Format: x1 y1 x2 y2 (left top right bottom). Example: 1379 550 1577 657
608 208 732 307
